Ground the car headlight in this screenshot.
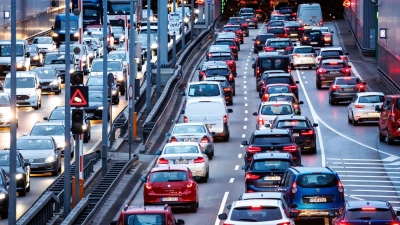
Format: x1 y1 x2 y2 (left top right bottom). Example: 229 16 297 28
52 33 58 37
17 61 24 68
81 55 87 61
51 79 58 85
195 9 199 14
45 155 56 163
184 17 189 23
0 193 6 199
98 106 104 110
151 43 158 49
117 74 124 81
82 124 87 130
70 68 75 74
57 142 65 149
33 55 39 60
27 91 37 97
16 174 23 180
119 35 125 41
111 90 117 95
48 46 54 51
74 33 79 37
88 52 93 58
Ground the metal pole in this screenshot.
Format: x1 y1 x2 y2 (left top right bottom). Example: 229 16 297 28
145 1 151 113
182 0 186 49
156 0 161 97
172 0 176 68
129 0 136 159
102 0 109 176
191 0 194 40
9 0 17 222
64 0 72 217
74 134 80 207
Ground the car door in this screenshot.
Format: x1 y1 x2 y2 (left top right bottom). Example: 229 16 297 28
18 152 30 184
380 97 392 133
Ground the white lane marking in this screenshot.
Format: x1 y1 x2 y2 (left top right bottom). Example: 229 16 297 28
351 190 400 193
242 134 245 138
245 110 248 113
330 166 399 169
244 76 247 78
214 192 230 225
244 97 247 100
229 178 234 183
296 70 326 167
87 139 102 153
349 195 400 198
238 154 242 158
339 174 400 178
303 76 306 79
244 86 247 89
345 184 400 188
327 157 399 161
245 67 247 70
244 81 247 83
235 165 239 170
246 63 248 66
341 180 400 183
244 71 247 74
248 56 251 58
335 170 400 174
245 103 248 106
344 194 364 200
243 126 247 129
305 81 308 84
348 62 362 79
244 118 248 121
247 59 249 61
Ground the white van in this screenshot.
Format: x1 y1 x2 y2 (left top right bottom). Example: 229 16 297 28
0 40 31 76
296 3 323 27
182 97 233 141
181 81 225 103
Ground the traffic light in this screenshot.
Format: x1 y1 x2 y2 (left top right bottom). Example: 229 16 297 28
372 0 378 5
71 71 84 85
71 109 84 134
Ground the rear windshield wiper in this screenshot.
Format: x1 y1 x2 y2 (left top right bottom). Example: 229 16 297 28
355 217 371 220
237 218 258 222
168 179 184 182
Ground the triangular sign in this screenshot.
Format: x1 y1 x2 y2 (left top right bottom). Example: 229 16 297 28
70 88 88 107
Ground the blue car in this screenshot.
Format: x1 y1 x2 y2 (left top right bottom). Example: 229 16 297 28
278 166 345 221
332 200 400 225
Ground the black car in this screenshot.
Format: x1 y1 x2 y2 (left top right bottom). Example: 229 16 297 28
84 91 111 121
204 65 235 96
0 150 30 197
0 167 9 218
328 77 366 105
43 106 92 143
316 59 352 89
262 73 300 99
27 45 43 67
241 152 295 192
252 52 290 78
279 7 296 21
269 115 318 154
252 33 275 53
240 13 258 28
31 67 62 94
241 129 302 165
256 70 286 92
284 21 305 40
86 75 120 105
300 29 325 47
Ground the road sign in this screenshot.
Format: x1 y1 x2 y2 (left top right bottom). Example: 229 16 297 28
343 0 350 7
168 13 181 32
128 84 134 99
70 86 89 107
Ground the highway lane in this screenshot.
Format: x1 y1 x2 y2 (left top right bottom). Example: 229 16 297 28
124 20 400 225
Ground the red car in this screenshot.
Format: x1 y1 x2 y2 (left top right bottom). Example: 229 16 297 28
260 83 293 101
222 25 244 44
141 166 199 212
111 205 185 225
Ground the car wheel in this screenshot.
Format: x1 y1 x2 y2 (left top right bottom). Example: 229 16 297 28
316 81 321 90
39 98 42 108
55 89 60 95
84 132 89 143
1 211 8 219
18 187 27 197
26 183 30 192
295 159 301 166
51 168 59 176
309 145 317 154
33 101 40 110
291 63 295 70
255 26 258 29
113 97 119 105
233 87 236 96
253 49 258 54
120 86 126 96
240 40 244 44
189 202 197 213
378 128 385 142
386 130 394 145
352 114 358 126
207 153 213 160
329 96 335 105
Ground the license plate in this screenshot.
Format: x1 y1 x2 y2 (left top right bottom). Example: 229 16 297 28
277 49 284 52
343 88 354 91
311 42 318 44
30 164 38 168
87 113 94 117
162 197 178 201
367 112 379 116
42 86 48 89
183 138 197 142
206 124 212 128
310 197 327 203
290 33 297 36
293 133 299 137
265 176 281 180
174 159 189 164
330 71 340 74
16 100 26 103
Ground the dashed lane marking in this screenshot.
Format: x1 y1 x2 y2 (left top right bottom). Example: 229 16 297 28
229 178 234 183
214 192 229 225
235 165 239 170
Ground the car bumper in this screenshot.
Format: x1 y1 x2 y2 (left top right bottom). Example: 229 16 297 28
211 124 229 138
301 40 325 47
16 97 39 107
293 58 316 66
30 162 58 173
84 109 104 120
41 84 59 93
30 60 42 66
158 164 207 177
296 208 342 218
330 92 357 101
352 110 380 122
245 184 279 192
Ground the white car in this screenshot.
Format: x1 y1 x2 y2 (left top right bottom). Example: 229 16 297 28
0 92 18 127
253 101 296 130
218 199 296 225
347 92 385 125
3 71 41 109
156 142 210 182
312 26 334 46
31 36 56 54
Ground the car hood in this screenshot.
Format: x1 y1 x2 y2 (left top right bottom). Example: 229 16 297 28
0 56 25 65
2 166 25 175
18 149 54 159
90 70 123 79
51 136 65 146
4 87 36 96
44 63 67 70
39 78 56 82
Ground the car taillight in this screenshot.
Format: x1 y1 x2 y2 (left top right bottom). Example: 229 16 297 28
342 68 351 73
331 85 339 91
184 116 188 123
283 145 297 152
317 69 327 73
321 37 325 40
262 94 269 102
200 71 205 75
341 56 348 61
292 12 297 16
356 84 365 90
235 38 239 42
320 18 324 25
229 73 234 81
293 54 300 58
170 136 178 142
288 67 291 73
207 52 212 58
298 27 304 31
264 46 274 51
317 57 321 62
223 87 231 92
339 222 347 225
256 68 260 74
256 40 260 44
238 30 243 34
325 33 332 37
145 183 152 190
291 181 297 197
223 115 227 124
194 157 205 163
187 182 194 188
257 116 264 125
277 223 291 225
227 60 234 65
301 130 314 135
247 146 261 153
285 46 292 51
223 223 234 225
303 36 308 41
289 85 297 89
338 180 344 193
241 23 247 26
200 136 209 143
245 173 260 180
284 27 289 31
231 45 237 50
158 158 169 164
355 104 365 108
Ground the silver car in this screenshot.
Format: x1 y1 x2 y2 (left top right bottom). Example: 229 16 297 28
287 46 317 69
31 67 62 94
166 123 215 160
31 36 56 55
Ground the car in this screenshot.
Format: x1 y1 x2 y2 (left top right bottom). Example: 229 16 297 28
284 21 305 40
218 199 297 224
312 27 334 46
300 29 325 47
240 13 258 28
27 45 43 67
86 75 120 105
347 92 385 126
3 71 41 109
30 36 56 55
376 95 400 144
166 123 215 159
111 26 125 44
287 46 317 69
332 200 400 225
0 93 17 127
270 15 287 22
265 93 303 115
203 76 234 105
214 39 239 59
197 61 228 81
29 121 75 157
261 73 300 99
83 91 111 121
206 44 235 61
316 47 349 65
0 167 9 218
256 70 286 92
204 65 235 95
138 33 158 55
267 25 287 38
260 83 293 100
0 150 30 197
207 52 237 75
181 81 225 103
30 67 62 95
83 37 104 58
241 128 302 165
111 205 185 225
59 43 92 73
43 106 91 143
269 115 318 153
155 142 210 181
328 77 366 105
278 166 345 221
226 17 249 36
222 25 244 44
238 8 254 15
141 166 199 212
280 6 296 21
215 32 240 50
90 58 127 95
316 59 352 89
108 50 140 72
253 101 297 130
252 52 290 79
86 25 115 51
239 191 287 202
267 20 285 30
0 40 31 76
43 52 77 84
252 33 275 53
263 38 293 53
241 152 296 192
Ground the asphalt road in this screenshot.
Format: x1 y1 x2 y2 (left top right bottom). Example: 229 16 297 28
124 20 400 225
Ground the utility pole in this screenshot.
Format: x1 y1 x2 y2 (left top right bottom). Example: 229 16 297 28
191 0 194 40
172 0 176 68
156 0 161 97
102 0 109 176
182 0 186 49
128 0 137 159
145 1 151 113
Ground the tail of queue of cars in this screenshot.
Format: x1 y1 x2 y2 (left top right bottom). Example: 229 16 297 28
376 95 400 145
252 52 291 79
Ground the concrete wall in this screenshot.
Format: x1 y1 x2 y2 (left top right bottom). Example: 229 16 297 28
0 0 66 40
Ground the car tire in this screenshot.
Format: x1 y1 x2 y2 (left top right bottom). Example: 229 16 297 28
18 187 27 197
120 86 126 96
255 26 258 29
228 99 233 106
233 87 236 96
352 115 358 126
189 202 197 213
1 211 8 219
51 168 59 176
309 146 317 154
84 133 89 143
26 183 30 192
316 81 321 90
348 113 352 124
207 153 213 160
240 40 244 44
55 89 60 95
254 49 258 54
291 63 295 70
138 65 142 71
378 128 385 142
386 130 394 145
113 98 119 105
329 96 335 105
33 100 40 110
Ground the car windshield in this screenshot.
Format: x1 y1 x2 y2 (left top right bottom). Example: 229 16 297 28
89 33 103 39
251 160 291 171
4 77 35 89
0 44 24 57
241 13 255 18
322 62 345 69
83 8 98 17
266 77 293 85
30 125 65 136
112 27 124 34
268 96 294 102
50 109 69 120
269 41 290 47
124 214 165 225
305 31 322 35
224 27 240 31
89 92 103 102
261 104 292 115
87 77 103 85
27 46 38 53
32 38 52 44
0 96 10 107
267 86 291 94
345 208 394 220
163 145 200 154
271 16 286 20
91 61 122 72
358 95 384 104
215 41 234 46
45 54 73 64
209 56 232 61
17 139 53 150
253 135 291 145
149 171 188 182
32 68 56 79
268 28 285 34
108 53 126 60
188 84 220 96
296 174 338 188
258 35 274 42
55 20 78 30
276 120 308 128
230 207 283 222
172 125 206 134
0 153 20 167
294 48 315 53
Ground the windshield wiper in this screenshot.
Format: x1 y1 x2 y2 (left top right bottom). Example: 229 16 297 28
355 217 371 220
237 218 258 222
168 179 184 182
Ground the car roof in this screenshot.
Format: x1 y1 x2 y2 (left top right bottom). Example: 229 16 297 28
293 46 314 49
208 52 232 57
189 81 221 85
346 200 391 209
289 166 335 174
186 96 225 104
261 101 293 106
164 142 198 147
93 58 122 62
232 199 280 208
334 77 359 80
6 71 37 78
263 70 286 74
266 83 290 87
268 93 296 98
268 38 291 41
253 152 292 160
320 47 343 51
258 52 287 57
321 59 345 63
240 192 284 201
203 76 227 81
266 73 291 77
174 122 205 127
150 165 189 172
215 39 235 42
207 65 229 69
252 128 290 135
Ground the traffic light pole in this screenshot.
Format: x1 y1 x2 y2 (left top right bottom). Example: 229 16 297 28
128 0 137 159
102 0 109 176
74 134 80 207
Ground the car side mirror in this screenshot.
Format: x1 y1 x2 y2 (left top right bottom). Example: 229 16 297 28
241 140 249 146
43 117 49 121
140 177 147 182
313 123 318 127
111 33 115 37
252 63 255 68
51 26 54 30
346 52 349 55
0 86 3 91
295 81 299 84
227 109 233 113
299 101 304 104
331 31 334 33
252 38 255 41
196 66 200 70
293 43 297 46
252 112 258 116
375 105 382 112
23 132 28 136
241 165 249 170
155 150 161 155
180 91 185 96
176 219 185 225
181 109 185 114
205 149 211 155
211 132 215 135
165 133 171 137
25 52 30 58
289 211 298 218
3 148 9 150
362 81 367 85
226 205 232 209
218 213 228 220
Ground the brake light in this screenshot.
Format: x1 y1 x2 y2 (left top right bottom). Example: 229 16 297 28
325 33 332 37
158 158 169 164
342 68 351 73
356 84 365 90
288 67 291 73
361 207 376 211
252 17 257 21
238 30 243 35
317 69 327 73
256 68 260 74
321 37 325 41
187 182 194 188
291 181 297 198
200 136 209 143
145 183 152 190
301 130 314 135
184 116 188 123
250 205 261 209
170 136 178 142
303 36 308 41
264 46 274 52
223 87 231 92
241 23 247 26
262 94 269 102
207 52 212 58
285 46 292 51
292 12 297 16
298 27 304 31
289 85 297 89
283 145 297 152
277 223 291 225
227 60 234 65
284 27 289 31
234 38 239 42
256 40 260 44
331 85 339 91
339 222 347 225
229 73 234 81
338 180 344 194
194 157 205 163
245 173 260 180
257 116 264 125
293 54 300 58
200 70 205 75
340 56 347 61
247 146 261 153
223 115 227 124
231 45 237 50
329 61 338 65
355 104 365 108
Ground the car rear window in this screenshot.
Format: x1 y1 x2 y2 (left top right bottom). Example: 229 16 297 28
230 207 283 222
149 171 188 182
261 104 293 115
296 174 338 188
124 214 166 225
280 8 293 13
268 28 285 34
163 145 200 154
209 56 232 61
305 30 322 35
258 35 275 42
251 160 291 171
266 77 293 85
266 86 290 94
271 16 286 20
224 27 240 31
345 208 395 220
335 78 360 85
188 84 220 97
294 48 315 53
320 50 344 56
172 125 206 134
269 21 284 27
358 95 384 104
322 62 345 69
206 68 230 75
268 95 295 102
275 120 308 128
269 41 291 47
215 41 234 46
253 135 291 145
261 60 287 70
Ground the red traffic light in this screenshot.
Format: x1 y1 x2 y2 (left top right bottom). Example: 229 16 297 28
343 0 351 7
